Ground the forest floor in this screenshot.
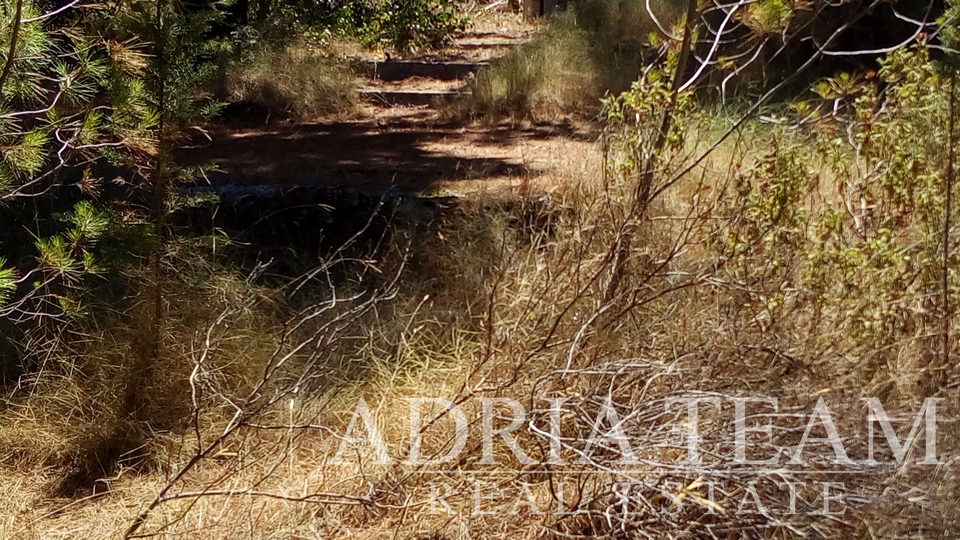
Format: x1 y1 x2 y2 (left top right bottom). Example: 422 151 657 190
177 16 603 195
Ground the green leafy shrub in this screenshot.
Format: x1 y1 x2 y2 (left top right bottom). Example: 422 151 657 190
698 44 956 369
314 0 468 52
800 46 952 345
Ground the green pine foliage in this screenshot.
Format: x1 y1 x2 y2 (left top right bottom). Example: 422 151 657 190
0 259 16 304
107 1 228 130
0 1 115 188
0 0 225 320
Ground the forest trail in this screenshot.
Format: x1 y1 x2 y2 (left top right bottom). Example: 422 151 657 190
177 17 602 196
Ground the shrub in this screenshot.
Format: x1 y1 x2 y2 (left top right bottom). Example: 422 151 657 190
312 0 468 52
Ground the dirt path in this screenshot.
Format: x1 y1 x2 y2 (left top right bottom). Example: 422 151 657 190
178 16 602 196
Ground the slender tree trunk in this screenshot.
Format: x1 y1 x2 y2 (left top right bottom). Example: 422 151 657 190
0 0 24 101
942 71 955 378
603 0 699 303
126 0 167 419
149 0 168 404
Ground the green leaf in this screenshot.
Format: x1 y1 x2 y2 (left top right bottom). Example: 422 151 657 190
78 110 102 145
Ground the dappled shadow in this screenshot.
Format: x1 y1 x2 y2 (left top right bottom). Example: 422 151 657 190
176 118 539 191
472 120 600 145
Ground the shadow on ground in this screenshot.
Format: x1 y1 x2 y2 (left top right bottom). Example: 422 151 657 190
176 117 559 191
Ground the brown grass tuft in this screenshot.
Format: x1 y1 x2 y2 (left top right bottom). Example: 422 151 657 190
224 42 360 122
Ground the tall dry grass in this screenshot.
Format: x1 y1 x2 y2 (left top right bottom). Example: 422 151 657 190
454 0 684 120
3 55 960 540
2 127 955 537
223 42 360 122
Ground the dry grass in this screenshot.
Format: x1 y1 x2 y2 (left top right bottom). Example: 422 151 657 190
455 24 600 120
453 0 683 121
224 42 360 122
3 100 960 539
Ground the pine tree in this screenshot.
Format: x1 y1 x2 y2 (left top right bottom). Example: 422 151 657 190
0 0 158 319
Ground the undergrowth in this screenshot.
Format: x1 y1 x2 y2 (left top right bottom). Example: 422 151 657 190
223 41 360 122
1 31 960 540
454 0 683 120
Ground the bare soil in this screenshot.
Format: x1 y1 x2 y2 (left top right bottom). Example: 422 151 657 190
177 110 601 194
